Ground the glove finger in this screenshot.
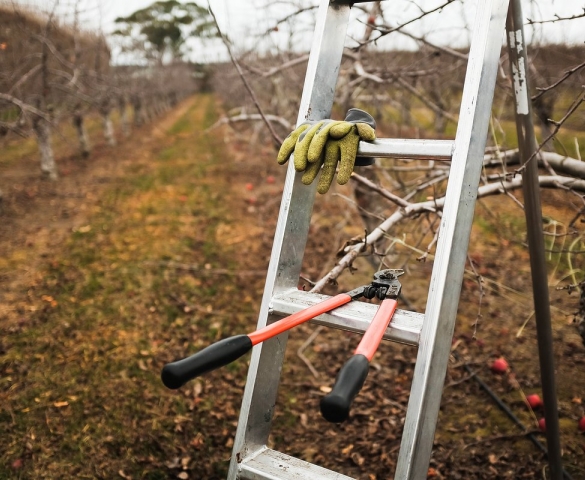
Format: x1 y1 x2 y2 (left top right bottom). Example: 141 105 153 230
301 152 324 185
294 121 324 171
356 123 376 142
308 121 342 163
277 124 309 165
329 122 353 139
336 132 359 185
317 141 340 194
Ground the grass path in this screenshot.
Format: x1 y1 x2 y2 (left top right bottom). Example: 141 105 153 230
0 95 269 479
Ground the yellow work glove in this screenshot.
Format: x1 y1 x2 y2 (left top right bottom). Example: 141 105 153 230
276 108 376 194
277 120 341 171
301 108 376 194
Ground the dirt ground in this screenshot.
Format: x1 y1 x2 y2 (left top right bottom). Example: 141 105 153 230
1 95 584 479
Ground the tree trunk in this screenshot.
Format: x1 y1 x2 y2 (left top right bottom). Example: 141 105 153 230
32 116 58 180
533 95 556 152
100 100 117 146
132 96 143 127
400 90 412 126
73 108 90 158
119 97 130 137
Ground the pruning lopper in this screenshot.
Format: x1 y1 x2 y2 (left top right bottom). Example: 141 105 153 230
161 269 404 423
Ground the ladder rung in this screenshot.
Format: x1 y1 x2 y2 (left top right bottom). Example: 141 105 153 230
358 138 454 160
239 447 354 480
270 290 423 346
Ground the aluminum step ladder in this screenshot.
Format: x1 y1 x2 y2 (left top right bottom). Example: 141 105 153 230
227 0 511 478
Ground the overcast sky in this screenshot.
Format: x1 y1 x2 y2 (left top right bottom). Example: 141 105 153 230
7 0 585 63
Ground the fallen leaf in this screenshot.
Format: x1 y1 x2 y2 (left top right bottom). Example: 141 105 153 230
342 444 353 456
165 458 180 469
351 452 364 466
190 433 204 449
300 413 308 427
193 381 202 397
53 401 69 408
177 472 189 479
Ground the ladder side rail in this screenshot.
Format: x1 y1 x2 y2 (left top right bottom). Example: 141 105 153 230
395 0 511 478
227 1 352 478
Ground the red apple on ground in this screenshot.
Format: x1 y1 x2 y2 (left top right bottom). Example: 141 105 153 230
490 357 509 374
245 183 254 191
266 175 275 184
578 416 585 432
526 394 543 410
538 418 546 432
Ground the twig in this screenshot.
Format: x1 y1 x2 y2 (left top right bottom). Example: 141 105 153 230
514 89 585 176
395 29 468 61
205 112 293 133
297 326 324 379
461 430 542 450
7 64 42 96
532 59 585 101
416 222 440 263
243 54 310 79
467 255 485 338
527 9 585 25
360 0 456 49
444 370 478 389
350 172 411 208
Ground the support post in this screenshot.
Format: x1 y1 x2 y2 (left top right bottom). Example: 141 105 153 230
506 1 563 479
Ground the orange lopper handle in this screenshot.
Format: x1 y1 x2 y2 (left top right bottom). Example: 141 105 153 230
320 298 398 422
248 293 352 345
354 298 398 360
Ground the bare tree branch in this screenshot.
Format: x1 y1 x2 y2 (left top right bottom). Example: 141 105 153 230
0 92 52 122
205 112 293 132
532 60 585 101
527 9 585 25
515 88 585 176
208 4 283 146
313 174 585 292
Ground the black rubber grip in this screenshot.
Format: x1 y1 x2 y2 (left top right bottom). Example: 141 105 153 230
320 354 370 423
161 335 252 389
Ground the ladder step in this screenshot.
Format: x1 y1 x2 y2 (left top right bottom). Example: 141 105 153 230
239 447 354 480
358 138 454 160
270 290 423 346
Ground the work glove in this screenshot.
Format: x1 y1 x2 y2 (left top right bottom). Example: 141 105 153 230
277 109 376 194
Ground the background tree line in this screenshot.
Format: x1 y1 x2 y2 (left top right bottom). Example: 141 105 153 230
0 0 209 189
